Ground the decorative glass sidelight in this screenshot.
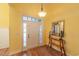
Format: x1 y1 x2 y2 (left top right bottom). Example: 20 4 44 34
39 25 43 45
23 22 27 48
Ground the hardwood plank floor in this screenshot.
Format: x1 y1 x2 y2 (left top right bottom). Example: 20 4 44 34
0 48 9 56
0 46 63 56
12 46 62 56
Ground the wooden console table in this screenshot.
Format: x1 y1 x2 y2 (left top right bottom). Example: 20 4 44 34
49 34 66 56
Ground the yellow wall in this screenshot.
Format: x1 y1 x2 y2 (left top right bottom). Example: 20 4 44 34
9 5 22 54
0 4 9 49
44 4 79 55
0 3 22 54
0 3 9 28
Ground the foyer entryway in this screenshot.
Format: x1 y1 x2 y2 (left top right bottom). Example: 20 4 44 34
22 16 43 50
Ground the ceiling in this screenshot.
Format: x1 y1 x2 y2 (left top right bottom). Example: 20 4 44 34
9 3 62 18
9 3 79 19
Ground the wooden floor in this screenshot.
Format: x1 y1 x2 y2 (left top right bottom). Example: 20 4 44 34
13 46 62 56
0 46 62 56
0 48 9 56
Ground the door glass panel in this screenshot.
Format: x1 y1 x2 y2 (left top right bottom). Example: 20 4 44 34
23 38 26 48
39 25 43 44
23 16 27 21
23 32 26 38
32 18 35 22
23 23 26 32
28 17 32 21
23 23 27 49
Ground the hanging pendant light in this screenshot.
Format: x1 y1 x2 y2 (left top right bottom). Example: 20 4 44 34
38 4 47 17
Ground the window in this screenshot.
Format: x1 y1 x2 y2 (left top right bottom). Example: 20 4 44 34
23 16 42 22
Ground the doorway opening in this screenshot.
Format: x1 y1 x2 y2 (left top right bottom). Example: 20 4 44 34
22 16 43 50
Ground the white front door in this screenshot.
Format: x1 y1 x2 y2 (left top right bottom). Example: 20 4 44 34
22 16 43 50
26 22 42 49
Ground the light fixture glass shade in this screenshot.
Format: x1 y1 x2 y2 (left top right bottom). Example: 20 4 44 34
38 11 47 17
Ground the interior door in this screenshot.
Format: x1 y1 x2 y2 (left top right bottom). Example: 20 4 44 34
26 22 41 49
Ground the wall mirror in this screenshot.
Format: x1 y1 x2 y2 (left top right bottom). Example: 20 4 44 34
50 20 64 37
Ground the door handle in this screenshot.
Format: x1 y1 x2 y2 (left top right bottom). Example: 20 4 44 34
28 34 30 38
